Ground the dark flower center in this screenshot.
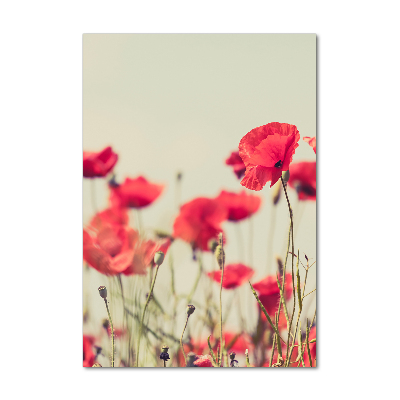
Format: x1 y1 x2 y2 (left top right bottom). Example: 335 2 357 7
274 160 283 168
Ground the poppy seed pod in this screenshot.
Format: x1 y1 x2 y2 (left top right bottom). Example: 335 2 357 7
186 305 195 315
215 245 225 269
98 286 107 299
154 251 165 266
229 352 236 360
161 345 169 353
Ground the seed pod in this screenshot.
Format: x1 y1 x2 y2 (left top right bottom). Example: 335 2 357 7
154 251 165 266
98 286 107 299
186 305 195 315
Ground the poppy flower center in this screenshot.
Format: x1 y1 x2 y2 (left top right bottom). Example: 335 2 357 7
274 160 283 168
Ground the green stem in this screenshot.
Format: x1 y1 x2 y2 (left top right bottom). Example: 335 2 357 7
180 315 190 366
219 235 225 366
280 176 295 306
136 264 160 367
104 299 114 367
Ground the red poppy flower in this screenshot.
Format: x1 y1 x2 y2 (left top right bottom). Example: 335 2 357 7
215 190 261 221
109 176 164 208
253 273 293 319
83 146 118 178
173 197 227 251
208 263 255 289
83 208 138 275
225 151 246 179
83 335 96 367
303 136 316 154
239 122 300 190
193 355 214 367
288 161 316 201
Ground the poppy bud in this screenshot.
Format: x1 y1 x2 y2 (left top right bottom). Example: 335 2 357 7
98 286 107 299
102 318 110 330
282 170 290 184
186 352 197 367
208 239 218 253
154 251 165 266
186 305 195 315
92 363 102 367
272 180 282 205
215 245 225 270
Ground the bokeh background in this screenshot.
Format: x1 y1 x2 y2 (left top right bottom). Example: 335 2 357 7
83 34 316 363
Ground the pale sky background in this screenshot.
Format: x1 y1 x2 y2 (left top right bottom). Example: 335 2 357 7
83 34 316 349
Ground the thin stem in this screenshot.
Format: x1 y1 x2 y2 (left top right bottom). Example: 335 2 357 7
104 299 114 367
280 176 295 310
306 319 313 367
267 202 277 273
163 359 166 367
180 315 190 366
219 234 225 366
117 275 131 365
136 264 160 367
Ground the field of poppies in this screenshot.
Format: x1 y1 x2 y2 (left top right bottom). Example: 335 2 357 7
83 122 316 368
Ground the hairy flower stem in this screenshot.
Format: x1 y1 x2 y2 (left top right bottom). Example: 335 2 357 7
136 264 160 367
117 275 131 365
180 315 190 366
280 176 295 304
219 233 225 366
306 319 313 367
104 299 114 367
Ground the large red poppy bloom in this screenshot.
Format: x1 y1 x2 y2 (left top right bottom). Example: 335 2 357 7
225 151 246 179
83 146 118 178
215 190 261 221
239 122 300 190
288 161 316 201
173 197 227 251
303 136 316 154
253 273 293 319
109 176 164 208
208 263 255 289
83 335 96 367
83 212 137 275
